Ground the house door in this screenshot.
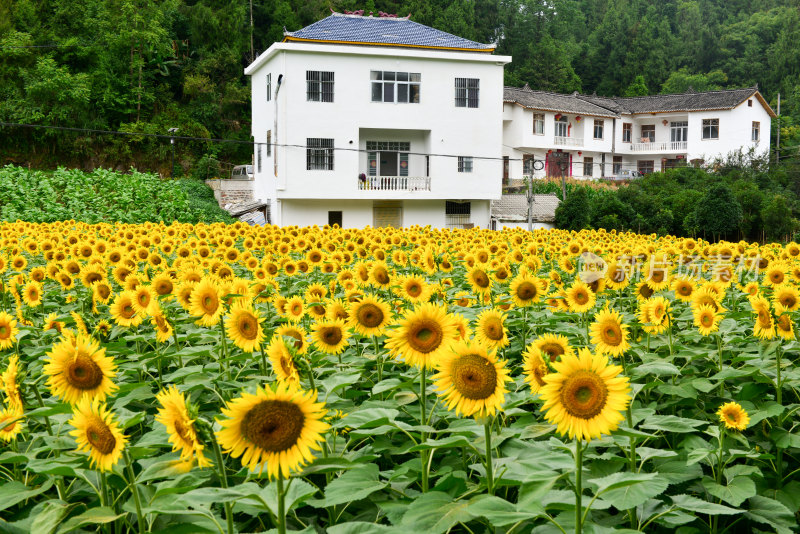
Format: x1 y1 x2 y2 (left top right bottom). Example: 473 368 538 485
380 152 397 176
373 206 402 227
546 151 570 178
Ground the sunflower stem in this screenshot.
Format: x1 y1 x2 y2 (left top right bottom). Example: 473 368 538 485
420 366 429 493
776 344 784 489
574 438 583 534
30 382 53 436
209 430 235 534
219 320 230 381
484 420 495 496
123 449 146 534
277 475 287 534
259 344 268 377
667 314 674 356
716 335 724 395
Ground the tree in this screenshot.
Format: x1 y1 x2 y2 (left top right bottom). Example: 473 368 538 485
660 68 728 94
623 75 649 97
554 187 591 231
693 184 743 241
761 195 795 242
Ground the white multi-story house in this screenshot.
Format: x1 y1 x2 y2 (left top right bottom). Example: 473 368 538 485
245 11 510 228
502 85 775 181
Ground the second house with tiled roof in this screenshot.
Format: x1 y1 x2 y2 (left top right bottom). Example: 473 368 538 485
245 11 510 229
502 85 775 181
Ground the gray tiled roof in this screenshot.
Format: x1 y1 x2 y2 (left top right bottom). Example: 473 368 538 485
491 193 560 222
504 86 618 118
505 85 775 117
284 13 495 51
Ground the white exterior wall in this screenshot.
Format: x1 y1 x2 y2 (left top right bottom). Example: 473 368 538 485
247 43 510 228
279 199 491 229
495 220 555 230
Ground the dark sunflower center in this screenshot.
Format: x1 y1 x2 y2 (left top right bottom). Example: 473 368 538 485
603 324 620 344
532 364 548 387
408 320 444 354
86 420 117 455
560 370 608 419
291 304 303 315
612 268 626 283
781 295 797 308
311 305 325 316
156 281 173 295
237 314 259 340
473 272 490 288
86 273 101 284
240 400 305 453
451 354 497 400
121 304 135 319
407 283 422 297
137 293 149 306
701 314 713 327
174 419 193 442
483 318 504 341
779 316 792 331
374 269 390 285
650 271 664 283
320 326 343 345
357 304 384 328
516 282 537 300
67 353 104 390
574 290 589 305
0 326 7 338
283 330 304 350
540 343 565 362
588 280 601 293
201 294 218 313
639 285 654 298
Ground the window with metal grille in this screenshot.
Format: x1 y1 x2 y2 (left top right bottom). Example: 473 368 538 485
306 138 334 170
533 113 545 134
637 160 654 174
583 157 593 177
445 201 471 228
702 118 719 139
457 156 473 173
593 120 604 139
371 71 421 103
266 73 271 102
554 116 568 137
306 71 334 102
266 130 272 157
455 78 479 108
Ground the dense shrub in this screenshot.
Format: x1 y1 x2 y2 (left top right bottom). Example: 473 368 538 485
0 165 233 224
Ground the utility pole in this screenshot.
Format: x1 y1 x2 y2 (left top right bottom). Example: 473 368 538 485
250 0 255 64
168 127 179 178
776 93 781 167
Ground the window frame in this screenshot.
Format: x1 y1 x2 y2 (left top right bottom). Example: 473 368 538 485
533 113 545 135
306 71 335 102
637 160 654 174
593 119 604 140
458 156 473 173
613 156 622 174
554 116 568 138
583 157 594 177
266 73 272 102
455 78 479 108
622 123 632 143
371 71 421 104
752 121 760 142
640 125 655 143
306 138 334 170
702 118 719 140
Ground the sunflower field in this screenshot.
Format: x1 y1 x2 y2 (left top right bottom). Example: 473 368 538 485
1 221 800 534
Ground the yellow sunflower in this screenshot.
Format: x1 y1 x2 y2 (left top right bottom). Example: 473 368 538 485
109 291 142 328
589 308 630 357
348 295 392 336
466 266 493 295
275 324 309 355
155 386 211 468
565 281 596 313
216 384 329 479
385 303 459 369
717 402 749 431
131 285 157 316
394 274 432 303
21 280 42 307
151 312 174 343
522 344 549 394
639 296 670 335
284 296 306 323
474 309 509 350
508 272 545 306
225 302 264 352
0 312 19 351
750 295 776 340
1 355 22 412
693 304 722 337
539 348 631 442
69 397 126 471
774 304 795 340
189 278 224 327
671 277 696 302
267 337 301 389
43 332 118 404
431 341 511 419
310 319 351 355
773 284 800 312
0 407 24 442
533 333 576 362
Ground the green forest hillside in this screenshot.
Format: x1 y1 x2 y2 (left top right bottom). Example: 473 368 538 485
1 0 799 173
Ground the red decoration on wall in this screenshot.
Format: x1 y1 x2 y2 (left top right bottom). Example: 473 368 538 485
555 113 562 120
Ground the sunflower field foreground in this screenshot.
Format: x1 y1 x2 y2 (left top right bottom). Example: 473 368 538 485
0 221 799 534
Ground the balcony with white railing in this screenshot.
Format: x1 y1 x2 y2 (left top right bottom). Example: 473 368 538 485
554 136 583 147
629 141 688 153
357 176 431 192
